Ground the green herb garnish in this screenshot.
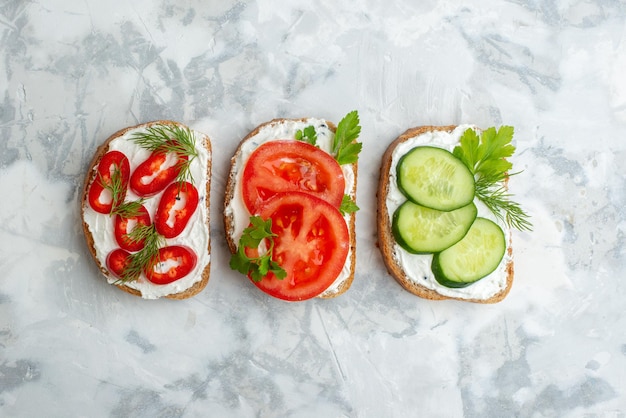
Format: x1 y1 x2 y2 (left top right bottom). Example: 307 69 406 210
293 114 361 216
99 164 125 214
332 110 362 165
229 216 287 282
111 199 146 218
116 224 165 283
100 164 147 219
453 126 532 231
295 125 317 146
131 124 198 186
339 194 359 216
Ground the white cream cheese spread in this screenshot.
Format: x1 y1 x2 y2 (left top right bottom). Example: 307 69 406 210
224 118 355 296
83 124 211 299
386 125 512 301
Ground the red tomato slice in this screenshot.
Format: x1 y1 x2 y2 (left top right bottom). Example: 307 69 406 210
248 192 349 301
144 245 197 285
241 140 345 213
154 182 199 238
129 144 188 197
88 151 130 214
114 204 151 252
106 248 133 279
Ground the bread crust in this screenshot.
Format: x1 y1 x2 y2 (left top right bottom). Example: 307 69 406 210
377 125 514 304
223 118 357 299
81 120 211 299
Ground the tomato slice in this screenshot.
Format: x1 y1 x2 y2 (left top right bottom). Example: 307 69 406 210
114 204 151 252
144 245 197 285
88 151 130 214
129 144 188 197
241 140 345 213
154 182 199 238
106 248 133 279
248 192 349 301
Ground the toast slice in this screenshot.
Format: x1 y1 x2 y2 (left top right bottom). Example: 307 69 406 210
224 118 357 299
377 125 514 303
81 120 211 300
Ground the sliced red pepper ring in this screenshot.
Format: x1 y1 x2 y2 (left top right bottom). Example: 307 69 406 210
106 248 135 280
154 182 199 239
130 143 188 197
114 204 152 252
144 245 197 285
88 151 130 214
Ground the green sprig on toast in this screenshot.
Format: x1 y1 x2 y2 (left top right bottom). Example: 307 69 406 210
111 199 146 218
295 111 362 215
101 165 149 219
295 125 317 146
115 224 165 283
333 110 362 165
339 194 359 216
453 126 532 231
99 165 125 215
131 124 198 186
230 216 287 282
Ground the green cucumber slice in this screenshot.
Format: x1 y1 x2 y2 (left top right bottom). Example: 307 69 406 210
392 201 477 254
397 146 475 211
432 217 506 288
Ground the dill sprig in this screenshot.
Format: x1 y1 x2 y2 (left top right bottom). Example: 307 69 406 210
453 126 532 231
110 199 146 218
101 165 146 218
131 124 199 186
115 224 165 283
475 174 533 232
100 164 125 214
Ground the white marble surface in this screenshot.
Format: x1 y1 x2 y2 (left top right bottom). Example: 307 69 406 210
1 0 625 416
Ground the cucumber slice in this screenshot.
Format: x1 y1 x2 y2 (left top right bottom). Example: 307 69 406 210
392 201 477 254
397 146 475 211
432 218 506 288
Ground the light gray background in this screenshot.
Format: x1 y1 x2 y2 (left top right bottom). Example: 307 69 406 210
1 0 625 416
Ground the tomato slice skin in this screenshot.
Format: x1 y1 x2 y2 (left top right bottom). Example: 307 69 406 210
129 144 188 197
114 204 151 252
106 248 133 279
144 245 197 285
249 192 349 301
88 151 130 214
154 182 199 238
242 140 345 213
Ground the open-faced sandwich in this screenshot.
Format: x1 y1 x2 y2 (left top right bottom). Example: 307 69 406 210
377 125 531 303
81 121 211 300
224 111 362 301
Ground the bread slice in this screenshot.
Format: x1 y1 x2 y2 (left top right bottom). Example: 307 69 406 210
377 125 514 304
223 118 357 299
81 120 211 300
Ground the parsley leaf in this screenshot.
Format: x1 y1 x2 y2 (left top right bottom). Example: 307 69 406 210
295 125 317 146
453 126 532 231
339 194 359 216
229 216 287 282
333 110 362 165
455 126 515 177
